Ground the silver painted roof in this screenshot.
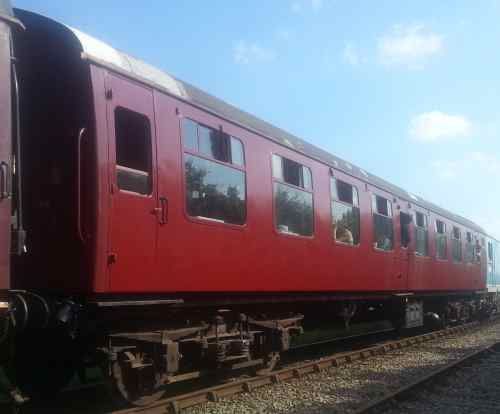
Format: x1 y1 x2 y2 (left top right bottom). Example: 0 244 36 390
21 10 489 235
0 0 12 17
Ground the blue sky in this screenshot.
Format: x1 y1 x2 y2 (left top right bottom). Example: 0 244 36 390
15 0 500 238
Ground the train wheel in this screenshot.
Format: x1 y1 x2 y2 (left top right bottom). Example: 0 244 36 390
111 351 165 407
255 352 280 375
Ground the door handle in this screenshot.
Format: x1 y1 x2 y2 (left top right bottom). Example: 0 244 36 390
151 197 168 224
159 197 168 225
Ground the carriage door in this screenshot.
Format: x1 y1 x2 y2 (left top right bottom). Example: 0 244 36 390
106 74 158 291
397 206 413 290
0 18 13 291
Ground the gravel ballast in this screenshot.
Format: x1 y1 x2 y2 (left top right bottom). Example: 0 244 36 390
185 320 500 414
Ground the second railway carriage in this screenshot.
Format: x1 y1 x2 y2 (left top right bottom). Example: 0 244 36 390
0 5 497 406
487 238 500 293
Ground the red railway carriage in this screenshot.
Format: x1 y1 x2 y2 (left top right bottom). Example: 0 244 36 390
0 5 496 407
8 9 488 297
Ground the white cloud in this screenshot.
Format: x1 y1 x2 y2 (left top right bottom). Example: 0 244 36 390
432 152 500 180
409 111 472 142
378 24 443 69
342 43 362 66
233 41 276 65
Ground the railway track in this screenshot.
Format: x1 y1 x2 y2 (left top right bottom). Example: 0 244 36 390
6 317 499 414
109 322 481 414
355 339 500 413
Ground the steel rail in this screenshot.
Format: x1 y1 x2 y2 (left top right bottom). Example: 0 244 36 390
110 322 481 414
353 339 500 414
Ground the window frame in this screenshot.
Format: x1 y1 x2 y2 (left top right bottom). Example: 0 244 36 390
330 175 361 247
435 219 448 261
399 211 412 250
114 106 154 197
272 153 313 192
413 210 430 258
180 116 248 230
371 192 394 252
451 226 463 263
465 231 475 264
182 117 246 173
271 152 315 239
474 235 482 264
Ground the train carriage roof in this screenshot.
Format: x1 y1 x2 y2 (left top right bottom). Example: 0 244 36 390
0 0 12 17
16 8 488 236
1 0 23 27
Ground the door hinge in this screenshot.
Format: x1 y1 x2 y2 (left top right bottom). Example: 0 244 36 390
105 88 113 100
110 183 116 194
107 253 117 265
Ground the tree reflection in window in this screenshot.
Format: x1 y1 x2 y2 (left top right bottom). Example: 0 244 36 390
185 154 246 225
274 182 313 236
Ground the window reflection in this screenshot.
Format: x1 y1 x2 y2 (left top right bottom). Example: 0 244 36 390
373 195 393 251
415 212 428 256
452 227 462 262
435 220 447 260
274 182 313 236
230 137 245 166
374 214 394 250
185 154 246 225
332 201 360 245
331 178 360 245
115 107 152 195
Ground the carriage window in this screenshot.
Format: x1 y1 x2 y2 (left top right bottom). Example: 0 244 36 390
273 154 312 190
184 154 246 225
488 241 494 262
415 212 428 256
115 107 152 195
372 195 393 251
331 178 360 245
273 155 313 236
302 166 312 191
182 119 246 225
230 137 245 166
272 154 283 181
182 119 245 167
400 212 412 248
182 118 198 151
475 237 482 263
435 220 447 260
452 226 462 263
198 125 228 162
465 231 475 262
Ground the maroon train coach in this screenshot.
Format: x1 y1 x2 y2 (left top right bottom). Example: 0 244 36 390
0 3 497 406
